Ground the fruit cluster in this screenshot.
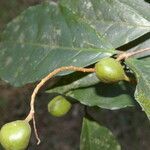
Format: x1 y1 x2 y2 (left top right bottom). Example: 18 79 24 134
0 96 71 150
0 57 128 149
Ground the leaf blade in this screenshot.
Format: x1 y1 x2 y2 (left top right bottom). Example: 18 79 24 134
47 72 135 110
126 58 150 119
80 118 121 150
0 2 114 86
60 0 150 48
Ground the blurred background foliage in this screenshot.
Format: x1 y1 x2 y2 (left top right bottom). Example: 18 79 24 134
0 0 150 150
0 0 43 31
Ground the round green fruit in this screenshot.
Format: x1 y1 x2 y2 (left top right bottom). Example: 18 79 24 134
48 96 72 117
95 58 127 83
0 120 31 150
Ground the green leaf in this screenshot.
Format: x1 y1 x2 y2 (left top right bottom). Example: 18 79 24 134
80 118 121 150
60 0 150 48
126 58 150 119
46 72 100 94
0 2 114 87
47 72 135 110
67 81 135 110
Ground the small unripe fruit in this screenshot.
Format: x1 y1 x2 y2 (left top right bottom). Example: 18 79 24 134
0 120 31 150
48 96 71 117
95 58 127 83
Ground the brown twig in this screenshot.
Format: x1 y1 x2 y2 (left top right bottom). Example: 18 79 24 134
33 115 41 145
25 66 95 144
116 47 150 61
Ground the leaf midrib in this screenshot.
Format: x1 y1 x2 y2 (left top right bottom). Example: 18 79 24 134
1 40 115 53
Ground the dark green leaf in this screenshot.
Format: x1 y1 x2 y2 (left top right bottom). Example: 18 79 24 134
60 0 150 48
80 118 121 150
126 58 150 119
67 81 135 110
0 2 114 86
46 72 100 94
47 72 135 110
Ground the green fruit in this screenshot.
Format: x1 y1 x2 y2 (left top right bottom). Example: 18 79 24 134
48 96 72 117
0 120 31 150
95 58 127 83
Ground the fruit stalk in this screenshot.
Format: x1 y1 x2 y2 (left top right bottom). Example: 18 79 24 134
25 47 148 144
117 47 150 61
25 66 95 144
